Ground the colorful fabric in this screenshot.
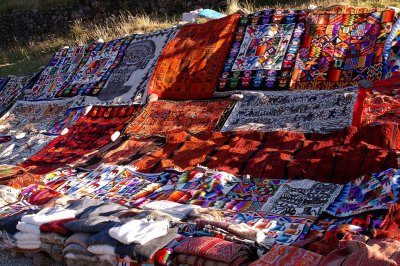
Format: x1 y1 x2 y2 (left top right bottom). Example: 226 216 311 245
221 87 358 133
250 244 324 266
352 77 400 127
375 203 400 240
56 38 131 97
47 106 86 135
217 10 307 93
0 76 28 115
328 168 400 217
20 105 141 174
133 123 399 183
0 165 41 189
260 179 343 216
0 99 73 136
125 99 234 136
40 218 77 236
382 17 400 78
77 28 179 106
26 46 86 100
174 236 252 265
148 15 240 100
291 6 395 90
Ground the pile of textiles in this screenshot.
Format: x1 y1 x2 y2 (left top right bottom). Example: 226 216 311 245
0 4 399 266
0 166 398 265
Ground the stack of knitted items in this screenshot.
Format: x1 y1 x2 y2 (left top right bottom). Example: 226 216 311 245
15 206 76 251
0 185 19 207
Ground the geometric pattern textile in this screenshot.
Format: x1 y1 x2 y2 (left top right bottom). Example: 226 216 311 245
382 17 400 79
148 15 240 100
56 37 131 97
20 105 142 174
0 76 29 116
217 9 307 93
291 6 395 90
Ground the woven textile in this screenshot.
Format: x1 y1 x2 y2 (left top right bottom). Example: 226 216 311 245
221 87 358 133
133 123 399 183
56 38 131 97
20 105 141 174
382 17 400 78
148 15 240 100
47 107 86 135
125 99 234 136
0 165 41 189
217 10 307 93
291 6 395 90
250 244 324 266
0 76 28 115
26 46 85 100
353 77 400 127
77 28 179 106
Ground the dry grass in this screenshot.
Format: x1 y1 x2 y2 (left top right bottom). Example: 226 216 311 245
1 0 399 76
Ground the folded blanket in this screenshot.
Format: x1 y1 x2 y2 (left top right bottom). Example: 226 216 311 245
118 209 180 223
40 241 64 254
109 219 169 245
16 221 40 234
40 232 67 245
14 232 39 241
174 236 252 266
16 239 40 249
115 227 178 261
87 230 119 247
21 207 76 226
65 232 91 248
144 200 200 220
64 216 121 233
185 208 222 222
63 243 92 256
87 244 115 255
173 254 229 266
64 253 98 262
76 202 127 219
0 209 38 234
40 218 77 236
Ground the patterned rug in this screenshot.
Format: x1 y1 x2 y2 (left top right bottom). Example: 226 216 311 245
221 87 358 133
0 76 29 116
382 17 400 79
47 106 86 135
148 15 240 100
217 10 307 93
20 105 142 174
56 37 131 97
25 46 86 100
291 6 395 90
125 99 235 136
132 123 399 183
0 99 73 137
0 165 41 189
77 29 179 106
353 77 400 127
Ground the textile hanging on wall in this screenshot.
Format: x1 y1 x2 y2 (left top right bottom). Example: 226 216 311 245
47 107 86 135
0 76 28 116
148 15 240 100
125 99 235 136
291 6 395 90
0 99 74 136
352 77 400 127
25 46 86 100
217 9 307 93
56 37 131 98
20 105 142 174
221 87 358 133
76 28 179 106
132 123 399 183
259 179 343 216
382 17 400 79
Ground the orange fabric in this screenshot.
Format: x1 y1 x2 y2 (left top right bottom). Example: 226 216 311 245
125 99 234 136
148 15 240 99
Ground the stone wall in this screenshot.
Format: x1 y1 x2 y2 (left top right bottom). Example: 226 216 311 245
0 0 226 46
